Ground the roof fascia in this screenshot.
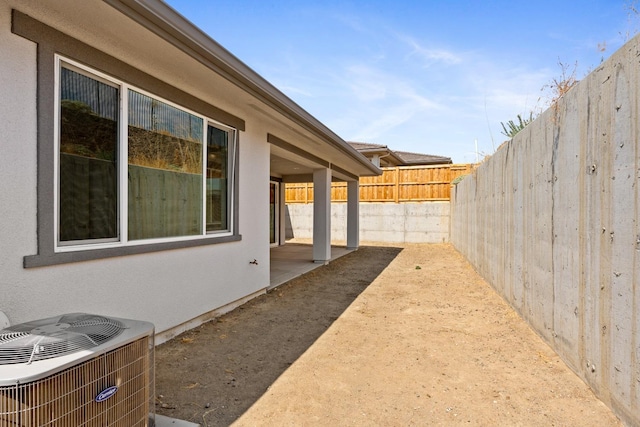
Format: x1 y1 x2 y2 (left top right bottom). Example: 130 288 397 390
356 147 405 165
387 151 407 165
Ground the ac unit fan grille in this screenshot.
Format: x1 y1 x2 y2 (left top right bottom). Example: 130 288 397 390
0 315 125 365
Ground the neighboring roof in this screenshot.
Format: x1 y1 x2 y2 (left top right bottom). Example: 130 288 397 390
394 150 452 165
348 142 387 151
348 142 452 166
347 142 405 166
103 0 380 177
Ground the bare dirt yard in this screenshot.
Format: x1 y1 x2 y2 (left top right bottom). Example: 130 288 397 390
155 244 622 426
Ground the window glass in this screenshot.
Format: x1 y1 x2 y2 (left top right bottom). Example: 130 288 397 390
56 58 236 251
127 90 204 240
206 125 230 232
59 67 118 243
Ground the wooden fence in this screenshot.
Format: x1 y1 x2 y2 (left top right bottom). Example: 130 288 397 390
285 163 475 203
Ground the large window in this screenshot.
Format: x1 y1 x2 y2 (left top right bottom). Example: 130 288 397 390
56 57 236 251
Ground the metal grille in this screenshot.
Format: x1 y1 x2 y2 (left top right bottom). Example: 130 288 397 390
0 315 125 365
0 337 154 426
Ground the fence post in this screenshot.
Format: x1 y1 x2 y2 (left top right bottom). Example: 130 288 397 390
394 167 400 203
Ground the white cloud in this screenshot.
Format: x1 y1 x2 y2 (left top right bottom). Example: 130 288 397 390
328 63 443 141
398 35 463 68
343 65 388 101
338 55 555 160
343 64 440 107
276 85 313 98
350 103 429 141
259 16 559 162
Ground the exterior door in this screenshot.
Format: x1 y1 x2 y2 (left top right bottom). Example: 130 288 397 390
269 181 279 246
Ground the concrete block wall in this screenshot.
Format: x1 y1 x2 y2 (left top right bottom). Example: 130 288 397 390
450 34 640 426
285 201 449 244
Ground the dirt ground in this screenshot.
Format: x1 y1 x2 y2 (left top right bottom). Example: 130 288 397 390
155 244 622 426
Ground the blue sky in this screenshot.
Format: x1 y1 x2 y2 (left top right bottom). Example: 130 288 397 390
165 0 636 163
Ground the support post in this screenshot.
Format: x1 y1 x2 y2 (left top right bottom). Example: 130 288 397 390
313 168 331 263
346 180 360 250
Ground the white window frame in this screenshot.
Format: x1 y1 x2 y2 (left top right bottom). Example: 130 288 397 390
205 121 237 235
54 55 236 253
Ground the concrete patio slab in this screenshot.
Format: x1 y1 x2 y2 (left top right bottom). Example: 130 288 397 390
269 242 353 289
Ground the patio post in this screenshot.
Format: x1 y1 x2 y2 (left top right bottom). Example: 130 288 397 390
313 168 331 263
346 180 359 249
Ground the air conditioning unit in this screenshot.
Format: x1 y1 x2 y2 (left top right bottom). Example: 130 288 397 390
0 313 155 426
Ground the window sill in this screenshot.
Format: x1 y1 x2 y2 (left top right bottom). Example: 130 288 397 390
24 234 242 268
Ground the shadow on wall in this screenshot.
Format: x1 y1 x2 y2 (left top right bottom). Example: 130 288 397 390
284 205 294 239
154 246 403 426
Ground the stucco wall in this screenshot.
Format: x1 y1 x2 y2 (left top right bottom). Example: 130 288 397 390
286 202 450 243
450 35 640 426
0 0 271 342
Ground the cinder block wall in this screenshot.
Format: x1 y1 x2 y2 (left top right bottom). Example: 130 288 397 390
451 35 640 426
285 202 450 244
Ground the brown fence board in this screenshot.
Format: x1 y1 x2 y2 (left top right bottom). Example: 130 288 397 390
285 163 475 203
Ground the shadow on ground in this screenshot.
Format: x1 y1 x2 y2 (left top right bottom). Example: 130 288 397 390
155 245 403 426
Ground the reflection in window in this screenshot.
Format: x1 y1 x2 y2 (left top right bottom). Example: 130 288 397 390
59 67 118 243
206 125 230 232
127 90 203 240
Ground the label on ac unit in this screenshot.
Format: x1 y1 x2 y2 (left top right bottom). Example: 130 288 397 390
95 385 119 402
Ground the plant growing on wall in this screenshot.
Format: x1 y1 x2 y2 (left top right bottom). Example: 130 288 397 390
500 112 536 138
541 60 579 122
499 60 578 139
621 0 639 41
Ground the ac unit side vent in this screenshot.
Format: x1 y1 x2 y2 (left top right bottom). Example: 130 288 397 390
0 336 154 426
